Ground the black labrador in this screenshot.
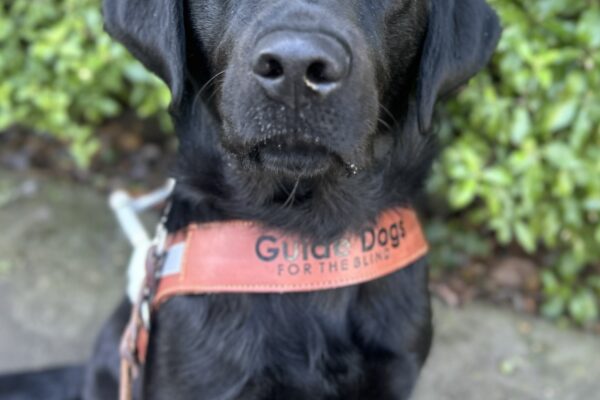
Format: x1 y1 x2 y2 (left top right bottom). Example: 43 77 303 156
0 1 500 399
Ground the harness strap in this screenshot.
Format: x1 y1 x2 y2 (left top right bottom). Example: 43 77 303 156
119 303 139 400
119 245 164 400
119 207 429 398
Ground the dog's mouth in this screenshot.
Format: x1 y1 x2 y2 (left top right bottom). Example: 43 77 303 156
248 136 340 178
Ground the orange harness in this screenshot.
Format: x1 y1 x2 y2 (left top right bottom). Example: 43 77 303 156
119 207 428 400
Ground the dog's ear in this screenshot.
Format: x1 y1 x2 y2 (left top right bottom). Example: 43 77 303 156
417 0 501 132
103 0 185 107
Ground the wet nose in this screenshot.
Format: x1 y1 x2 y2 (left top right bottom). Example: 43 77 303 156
252 31 351 107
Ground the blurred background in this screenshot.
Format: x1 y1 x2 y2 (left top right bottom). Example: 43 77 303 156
0 0 599 399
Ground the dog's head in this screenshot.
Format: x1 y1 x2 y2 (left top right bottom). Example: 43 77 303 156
103 0 500 238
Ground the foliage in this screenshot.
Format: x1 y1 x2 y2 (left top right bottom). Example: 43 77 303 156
429 0 600 325
0 0 170 167
1 0 599 325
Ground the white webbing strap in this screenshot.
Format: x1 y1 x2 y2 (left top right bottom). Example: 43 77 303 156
109 179 175 302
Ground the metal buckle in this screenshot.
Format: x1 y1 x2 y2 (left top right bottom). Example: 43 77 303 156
140 288 152 330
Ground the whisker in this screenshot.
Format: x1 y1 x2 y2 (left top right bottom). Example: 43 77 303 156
198 70 227 97
281 178 301 209
192 70 227 114
274 177 290 195
379 103 399 128
206 75 225 103
377 117 392 132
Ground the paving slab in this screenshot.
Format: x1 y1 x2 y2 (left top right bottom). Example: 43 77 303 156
0 172 129 371
413 303 600 400
0 171 599 399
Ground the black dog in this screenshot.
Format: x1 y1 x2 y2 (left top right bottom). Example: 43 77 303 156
0 1 500 399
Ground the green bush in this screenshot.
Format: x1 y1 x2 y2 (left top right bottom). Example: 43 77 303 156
1 0 598 325
0 0 170 166
430 0 600 325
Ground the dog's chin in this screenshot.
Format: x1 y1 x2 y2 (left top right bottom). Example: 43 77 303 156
256 143 338 179
224 135 349 180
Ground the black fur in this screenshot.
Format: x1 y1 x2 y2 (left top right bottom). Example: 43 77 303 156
0 1 500 399
0 367 83 400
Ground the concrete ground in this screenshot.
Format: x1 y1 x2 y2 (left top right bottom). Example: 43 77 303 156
0 171 599 399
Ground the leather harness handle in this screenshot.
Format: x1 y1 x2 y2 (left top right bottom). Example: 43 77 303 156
120 359 133 400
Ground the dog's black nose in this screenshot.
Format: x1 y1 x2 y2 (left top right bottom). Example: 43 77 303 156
252 31 350 107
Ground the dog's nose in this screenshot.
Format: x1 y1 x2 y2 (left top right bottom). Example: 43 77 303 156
252 31 350 107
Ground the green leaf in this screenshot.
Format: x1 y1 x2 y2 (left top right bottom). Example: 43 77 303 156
449 180 478 209
482 167 513 186
514 221 536 253
541 271 560 294
542 297 565 319
568 291 599 324
544 98 579 133
510 108 531 144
